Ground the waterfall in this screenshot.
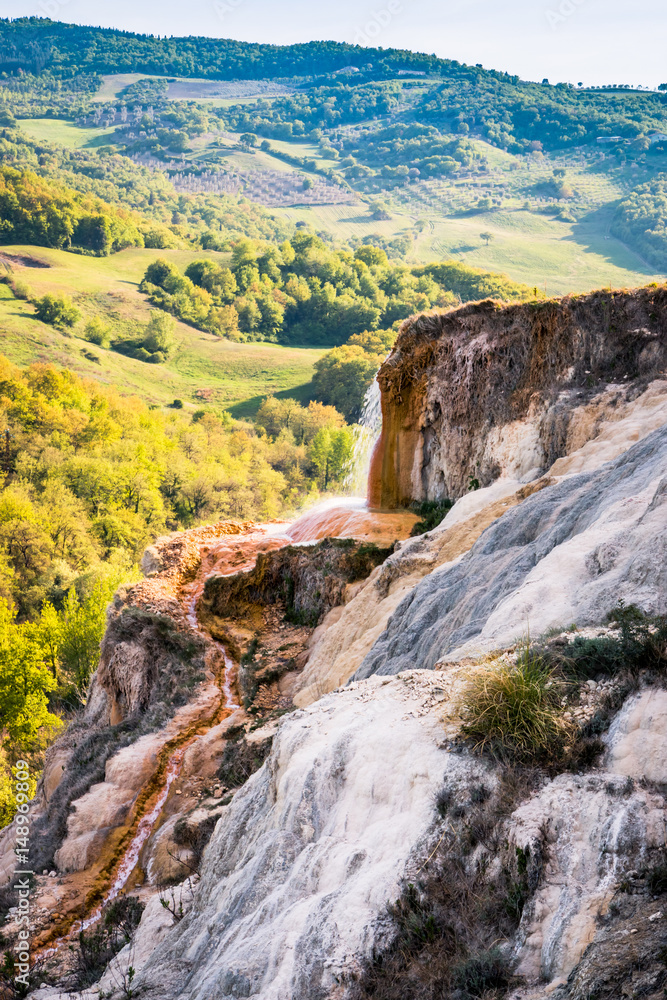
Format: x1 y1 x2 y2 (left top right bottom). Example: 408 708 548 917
345 377 382 499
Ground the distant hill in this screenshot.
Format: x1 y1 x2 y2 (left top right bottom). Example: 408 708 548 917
1 18 667 152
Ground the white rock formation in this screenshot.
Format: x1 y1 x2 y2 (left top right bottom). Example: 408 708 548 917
133 672 492 1000
511 689 667 988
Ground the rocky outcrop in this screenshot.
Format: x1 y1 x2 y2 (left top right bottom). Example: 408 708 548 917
12 292 667 1000
356 424 667 679
200 537 394 627
370 289 667 506
126 671 492 1000
292 374 666 702
61 669 663 1000
293 479 548 706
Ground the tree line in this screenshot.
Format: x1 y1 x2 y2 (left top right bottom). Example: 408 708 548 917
139 234 535 347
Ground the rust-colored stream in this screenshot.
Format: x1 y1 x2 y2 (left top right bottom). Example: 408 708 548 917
39 497 417 954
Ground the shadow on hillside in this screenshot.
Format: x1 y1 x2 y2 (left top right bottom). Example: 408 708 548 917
227 381 316 419
570 205 661 279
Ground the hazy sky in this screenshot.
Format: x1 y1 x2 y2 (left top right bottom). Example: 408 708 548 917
5 0 667 88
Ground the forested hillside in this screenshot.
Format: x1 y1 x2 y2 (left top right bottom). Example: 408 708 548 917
2 18 667 152
0 19 666 277
138 236 534 345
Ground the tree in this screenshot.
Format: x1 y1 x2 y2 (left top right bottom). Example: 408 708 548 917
308 428 332 489
312 345 379 421
142 258 185 292
57 584 111 693
84 317 111 348
178 477 215 522
36 602 62 680
35 294 81 329
480 232 495 246
0 600 61 753
256 396 304 438
308 427 353 489
355 245 388 267
143 311 176 355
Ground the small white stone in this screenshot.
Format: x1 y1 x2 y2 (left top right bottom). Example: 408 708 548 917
649 911 663 922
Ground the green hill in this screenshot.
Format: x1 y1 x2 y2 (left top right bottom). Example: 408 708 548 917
0 245 325 412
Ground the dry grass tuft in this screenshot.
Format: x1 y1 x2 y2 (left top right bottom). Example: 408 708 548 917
458 645 575 767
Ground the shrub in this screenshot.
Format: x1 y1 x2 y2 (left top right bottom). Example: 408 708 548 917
555 605 667 681
410 499 454 535
458 646 574 766
111 311 176 364
143 311 176 355
450 948 511 998
218 730 273 788
76 896 144 988
173 814 216 868
11 278 32 300
35 293 81 329
84 317 111 348
646 858 667 895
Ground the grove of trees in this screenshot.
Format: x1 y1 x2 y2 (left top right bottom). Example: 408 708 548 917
140 235 534 346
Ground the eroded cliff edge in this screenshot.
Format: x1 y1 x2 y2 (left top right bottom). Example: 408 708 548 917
369 288 667 506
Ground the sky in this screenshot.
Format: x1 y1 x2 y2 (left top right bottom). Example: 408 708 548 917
5 0 667 89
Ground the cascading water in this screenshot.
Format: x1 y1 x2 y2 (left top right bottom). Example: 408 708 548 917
345 377 383 499
39 370 414 957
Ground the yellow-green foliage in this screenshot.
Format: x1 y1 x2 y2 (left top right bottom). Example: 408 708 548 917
0 165 164 255
0 355 348 621
0 357 351 826
0 600 63 825
458 645 574 765
312 328 397 420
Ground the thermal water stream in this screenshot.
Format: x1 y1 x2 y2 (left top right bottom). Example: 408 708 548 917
49 377 410 946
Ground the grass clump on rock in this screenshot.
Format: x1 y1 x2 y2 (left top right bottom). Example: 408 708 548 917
459 645 574 767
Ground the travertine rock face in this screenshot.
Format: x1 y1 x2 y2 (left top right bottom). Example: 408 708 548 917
40 679 662 1000
509 689 667 994
132 673 492 1000
356 424 667 680
19 294 667 1000
293 478 542 706
370 289 667 507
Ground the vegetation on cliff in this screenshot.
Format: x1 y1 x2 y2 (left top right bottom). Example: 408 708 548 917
353 608 667 1000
